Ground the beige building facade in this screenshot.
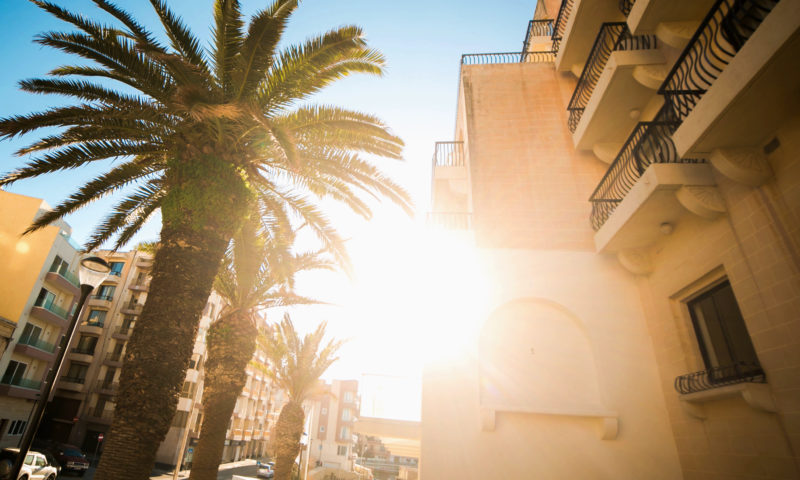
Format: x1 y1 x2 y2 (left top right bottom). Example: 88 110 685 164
0 190 82 449
423 0 800 478
306 380 360 472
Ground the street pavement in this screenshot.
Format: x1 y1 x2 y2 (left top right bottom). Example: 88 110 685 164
76 458 259 480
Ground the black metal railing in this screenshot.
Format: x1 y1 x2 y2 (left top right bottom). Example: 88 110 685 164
71 346 96 355
552 0 575 52
589 121 703 230
92 294 114 301
659 0 779 123
619 0 636 16
567 23 657 133
427 212 472 230
433 141 465 168
461 51 556 65
62 376 86 384
675 362 766 394
522 19 555 52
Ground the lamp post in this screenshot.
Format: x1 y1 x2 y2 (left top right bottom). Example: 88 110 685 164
7 256 111 479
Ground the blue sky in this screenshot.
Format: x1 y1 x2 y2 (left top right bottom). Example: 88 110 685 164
0 0 537 419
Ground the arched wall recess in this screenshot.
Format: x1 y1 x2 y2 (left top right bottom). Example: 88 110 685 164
478 298 618 439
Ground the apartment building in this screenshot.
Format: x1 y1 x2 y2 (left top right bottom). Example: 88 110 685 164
306 380 360 472
423 0 800 478
0 190 82 449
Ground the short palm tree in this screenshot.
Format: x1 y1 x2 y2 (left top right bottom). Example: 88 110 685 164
0 1 410 478
262 315 342 480
189 221 335 480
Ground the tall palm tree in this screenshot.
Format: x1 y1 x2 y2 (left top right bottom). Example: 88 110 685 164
262 315 342 480
189 221 335 480
0 2 410 478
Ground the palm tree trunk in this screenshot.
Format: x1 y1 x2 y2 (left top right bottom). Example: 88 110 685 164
94 149 252 480
189 313 257 480
272 401 305 480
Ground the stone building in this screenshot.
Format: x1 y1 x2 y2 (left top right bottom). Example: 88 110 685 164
423 0 800 478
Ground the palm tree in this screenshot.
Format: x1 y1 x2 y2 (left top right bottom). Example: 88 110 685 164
0 2 410 478
189 221 335 480
262 315 342 480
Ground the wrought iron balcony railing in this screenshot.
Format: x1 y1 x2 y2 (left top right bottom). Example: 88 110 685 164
589 120 703 230
552 0 575 52
675 362 766 394
62 375 86 384
432 141 464 168
619 0 636 16
92 294 114 302
522 19 555 52
461 51 556 65
427 212 472 230
71 346 96 355
659 0 780 123
567 23 657 133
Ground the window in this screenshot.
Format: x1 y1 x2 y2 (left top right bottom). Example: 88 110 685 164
341 408 351 421
64 363 88 383
34 288 56 309
340 426 349 440
319 426 326 433
337 445 348 456
109 262 124 276
134 271 147 286
74 335 98 354
8 420 26 436
1 360 27 385
172 410 189 427
19 323 43 346
180 381 196 398
49 256 69 276
688 281 761 379
321 407 328 415
85 310 107 326
96 285 116 300
343 391 354 403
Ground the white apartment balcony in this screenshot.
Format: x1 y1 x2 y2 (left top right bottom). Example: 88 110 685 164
554 0 626 74
661 0 794 160
135 256 153 269
567 22 661 155
69 346 96 364
627 0 717 47
522 19 555 53
87 294 114 309
589 122 723 262
45 268 80 298
59 376 87 393
429 141 472 230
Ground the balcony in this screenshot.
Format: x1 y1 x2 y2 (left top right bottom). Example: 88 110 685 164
460 51 556 65
30 302 70 328
590 121 719 253
120 302 142 316
660 0 792 158
626 0 717 41
523 19 555 53
95 380 119 395
104 351 124 367
86 409 114 425
135 256 153 269
554 0 627 74
0 376 43 400
59 376 86 392
15 336 58 362
45 269 80 297
69 346 96 363
676 363 776 418
128 281 149 292
112 326 132 340
430 141 470 224
87 294 114 308
103 271 122 284
567 23 658 135
675 362 765 395
79 321 105 336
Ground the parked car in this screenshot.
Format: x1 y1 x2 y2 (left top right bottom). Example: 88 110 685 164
256 460 274 479
47 443 89 476
0 448 59 480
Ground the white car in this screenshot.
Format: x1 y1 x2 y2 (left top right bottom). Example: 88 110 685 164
0 449 58 480
256 461 274 478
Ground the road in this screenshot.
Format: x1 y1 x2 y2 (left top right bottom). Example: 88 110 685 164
77 459 260 480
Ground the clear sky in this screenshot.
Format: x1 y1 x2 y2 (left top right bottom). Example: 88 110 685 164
0 0 537 420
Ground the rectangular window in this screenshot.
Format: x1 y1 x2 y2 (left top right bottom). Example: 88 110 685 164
1 361 27 385
19 323 43 346
341 408 350 421
49 255 69 276
340 426 349 440
85 310 107 327
321 407 328 415
319 425 326 433
34 288 56 309
74 335 98 355
343 391 354 403
64 363 88 383
180 381 196 398
109 262 124 276
96 285 116 301
8 420 27 436
688 281 761 380
337 445 348 456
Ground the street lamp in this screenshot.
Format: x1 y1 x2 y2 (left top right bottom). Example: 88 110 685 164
5 256 111 479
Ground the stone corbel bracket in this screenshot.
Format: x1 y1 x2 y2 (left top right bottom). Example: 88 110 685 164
617 248 654 276
676 185 727 219
710 147 773 187
680 383 777 420
480 405 619 440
